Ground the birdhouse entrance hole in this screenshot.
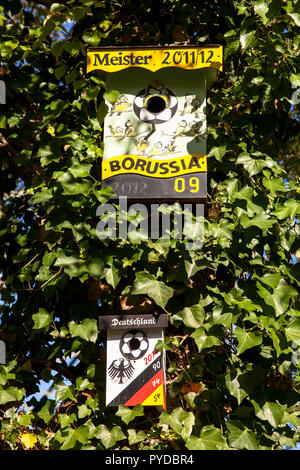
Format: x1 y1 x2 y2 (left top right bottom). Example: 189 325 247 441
146 95 167 114
129 337 141 350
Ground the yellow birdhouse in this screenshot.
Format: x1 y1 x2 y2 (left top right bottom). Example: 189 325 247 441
87 45 223 201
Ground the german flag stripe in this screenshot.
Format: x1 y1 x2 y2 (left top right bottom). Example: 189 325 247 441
107 355 162 407
124 369 163 406
142 384 166 409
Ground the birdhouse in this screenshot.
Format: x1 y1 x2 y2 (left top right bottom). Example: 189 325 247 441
98 314 168 409
86 45 223 202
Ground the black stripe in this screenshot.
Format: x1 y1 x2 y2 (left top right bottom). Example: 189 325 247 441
107 355 162 407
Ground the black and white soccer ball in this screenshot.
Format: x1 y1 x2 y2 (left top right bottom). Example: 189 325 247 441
119 329 149 360
133 80 178 124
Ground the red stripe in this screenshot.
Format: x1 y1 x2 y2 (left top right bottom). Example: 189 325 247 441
162 377 167 411
124 369 163 406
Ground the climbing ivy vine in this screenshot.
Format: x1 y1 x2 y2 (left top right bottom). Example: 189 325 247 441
0 0 299 450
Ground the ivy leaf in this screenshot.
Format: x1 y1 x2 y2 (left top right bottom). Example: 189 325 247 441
285 318 300 345
97 100 109 124
160 407 195 440
103 262 120 289
254 273 281 289
240 31 257 51
227 420 259 450
178 304 205 328
185 426 226 450
31 188 53 204
54 254 85 278
54 382 75 402
290 73 300 87
191 328 219 352
0 386 25 404
68 319 98 342
234 327 262 355
273 284 298 315
131 272 173 309
255 402 284 428
254 0 269 24
78 404 92 419
17 413 33 426
272 199 298 219
37 399 55 424
85 258 105 279
103 89 120 104
236 153 267 175
55 65 66 80
69 162 92 178
287 13 300 27
225 364 263 405
262 172 285 195
127 429 147 445
94 425 125 449
32 308 52 329
36 145 60 166
115 405 144 425
240 213 276 230
282 411 300 428
225 369 248 405
208 145 228 162
60 425 90 450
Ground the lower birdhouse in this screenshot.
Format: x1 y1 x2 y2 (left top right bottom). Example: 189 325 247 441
98 314 168 409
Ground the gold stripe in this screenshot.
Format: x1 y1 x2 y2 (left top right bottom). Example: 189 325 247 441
87 47 223 73
102 154 207 180
142 384 165 406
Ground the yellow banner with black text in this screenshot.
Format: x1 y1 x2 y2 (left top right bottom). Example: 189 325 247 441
102 154 207 180
87 46 223 73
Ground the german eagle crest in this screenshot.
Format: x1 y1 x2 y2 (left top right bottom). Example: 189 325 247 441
108 358 135 384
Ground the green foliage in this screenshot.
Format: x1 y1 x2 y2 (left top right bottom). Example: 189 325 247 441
0 0 299 451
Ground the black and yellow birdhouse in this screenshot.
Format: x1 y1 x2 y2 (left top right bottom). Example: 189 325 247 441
87 45 223 201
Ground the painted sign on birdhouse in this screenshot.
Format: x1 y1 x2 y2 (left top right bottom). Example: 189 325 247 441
99 314 168 409
86 45 223 201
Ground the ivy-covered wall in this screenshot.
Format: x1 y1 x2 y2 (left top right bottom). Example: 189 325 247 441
0 0 299 450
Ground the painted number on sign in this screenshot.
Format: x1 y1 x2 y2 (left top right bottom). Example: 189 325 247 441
162 50 214 66
144 350 159 366
112 181 148 194
174 176 200 193
152 377 160 387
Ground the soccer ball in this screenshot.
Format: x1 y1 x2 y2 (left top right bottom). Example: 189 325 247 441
133 81 178 124
119 329 149 360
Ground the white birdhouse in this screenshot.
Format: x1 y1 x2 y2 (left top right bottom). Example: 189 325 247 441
98 314 168 409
